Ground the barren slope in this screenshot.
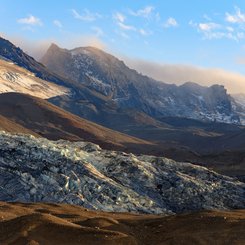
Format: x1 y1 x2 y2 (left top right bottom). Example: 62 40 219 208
0 92 155 153
0 115 37 135
0 202 244 245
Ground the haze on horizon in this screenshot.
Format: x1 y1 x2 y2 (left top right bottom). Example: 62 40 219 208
0 0 245 94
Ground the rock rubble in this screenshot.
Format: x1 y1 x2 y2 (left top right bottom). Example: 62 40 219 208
0 131 244 214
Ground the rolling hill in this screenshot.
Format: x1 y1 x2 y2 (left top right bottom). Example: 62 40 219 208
0 202 244 245
0 92 155 154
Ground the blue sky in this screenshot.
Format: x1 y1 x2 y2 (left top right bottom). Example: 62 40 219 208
1 0 245 87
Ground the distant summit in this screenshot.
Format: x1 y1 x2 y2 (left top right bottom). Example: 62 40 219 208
41 43 241 124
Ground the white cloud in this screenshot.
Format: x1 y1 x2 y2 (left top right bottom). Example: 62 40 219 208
139 29 151 36
190 20 242 41
198 22 220 31
163 17 178 28
155 12 161 22
123 57 245 94
190 8 245 42
205 32 238 40
113 12 126 23
226 7 245 24
117 31 130 39
113 12 136 32
53 20 62 28
206 31 244 41
71 9 101 22
118 22 136 31
17 15 42 26
113 9 155 37
203 14 212 21
130 6 155 18
226 26 234 32
91 26 104 37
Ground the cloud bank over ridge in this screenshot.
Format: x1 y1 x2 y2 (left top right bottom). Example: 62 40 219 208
124 58 245 94
1 32 244 95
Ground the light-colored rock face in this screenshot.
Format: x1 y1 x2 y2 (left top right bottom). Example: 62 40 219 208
0 59 69 99
0 131 244 214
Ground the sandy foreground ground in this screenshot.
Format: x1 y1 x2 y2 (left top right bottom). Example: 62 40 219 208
0 202 244 245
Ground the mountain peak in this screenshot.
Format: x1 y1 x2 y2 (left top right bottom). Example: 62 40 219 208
46 43 64 53
182 81 202 87
69 46 113 58
49 43 60 50
0 36 12 45
80 46 103 52
181 82 227 93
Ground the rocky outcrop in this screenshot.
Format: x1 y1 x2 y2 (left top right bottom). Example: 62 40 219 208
0 131 244 214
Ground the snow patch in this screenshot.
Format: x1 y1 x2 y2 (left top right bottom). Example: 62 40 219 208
0 60 69 99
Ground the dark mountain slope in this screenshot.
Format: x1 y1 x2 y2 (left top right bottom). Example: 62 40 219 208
0 115 38 136
0 92 156 153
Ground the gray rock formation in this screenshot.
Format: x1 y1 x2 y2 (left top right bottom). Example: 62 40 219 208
0 131 244 214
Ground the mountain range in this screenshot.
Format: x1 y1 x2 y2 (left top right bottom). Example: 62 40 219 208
41 44 243 125
1 36 244 126
0 35 245 244
0 36 244 181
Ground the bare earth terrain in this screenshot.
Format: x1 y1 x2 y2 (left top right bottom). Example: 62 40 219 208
0 202 244 245
0 92 155 153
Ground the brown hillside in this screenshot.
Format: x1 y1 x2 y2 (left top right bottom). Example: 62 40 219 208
0 115 37 136
0 92 155 153
0 202 244 245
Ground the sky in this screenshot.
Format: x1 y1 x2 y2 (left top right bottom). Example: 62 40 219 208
0 0 245 93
